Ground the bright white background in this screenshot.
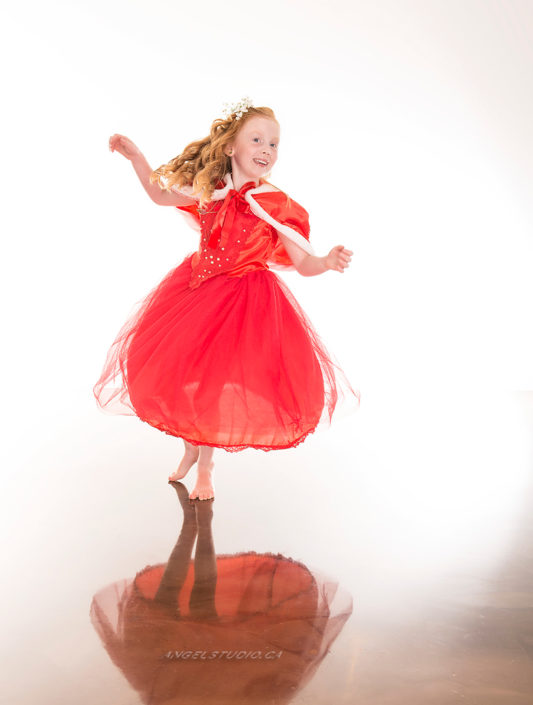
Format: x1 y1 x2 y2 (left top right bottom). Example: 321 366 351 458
1 2 532 703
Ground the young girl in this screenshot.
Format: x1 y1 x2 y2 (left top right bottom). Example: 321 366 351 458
93 97 360 501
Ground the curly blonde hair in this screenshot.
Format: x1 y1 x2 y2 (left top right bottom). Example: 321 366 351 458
149 106 279 209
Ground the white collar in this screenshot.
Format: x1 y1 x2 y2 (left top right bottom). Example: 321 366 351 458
173 171 278 201
211 172 278 200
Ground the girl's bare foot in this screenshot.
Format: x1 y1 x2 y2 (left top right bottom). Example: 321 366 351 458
168 439 200 483
189 461 215 500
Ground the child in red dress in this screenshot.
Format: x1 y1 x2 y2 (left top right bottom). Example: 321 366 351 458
94 98 359 501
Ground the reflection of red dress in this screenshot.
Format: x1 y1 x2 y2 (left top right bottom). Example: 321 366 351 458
90 552 353 705
93 172 360 451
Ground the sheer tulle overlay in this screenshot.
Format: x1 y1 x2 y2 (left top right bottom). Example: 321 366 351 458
93 253 360 452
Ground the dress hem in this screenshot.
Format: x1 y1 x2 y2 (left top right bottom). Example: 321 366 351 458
137 414 318 453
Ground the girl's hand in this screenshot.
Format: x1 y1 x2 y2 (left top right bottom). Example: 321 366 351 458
108 134 142 161
326 245 353 273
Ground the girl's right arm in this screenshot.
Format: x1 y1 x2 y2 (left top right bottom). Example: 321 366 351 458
109 134 196 207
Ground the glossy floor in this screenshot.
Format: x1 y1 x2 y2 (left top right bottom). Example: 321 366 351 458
3 390 532 704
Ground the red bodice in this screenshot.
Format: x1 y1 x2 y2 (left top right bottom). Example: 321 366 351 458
190 180 274 289
175 178 302 289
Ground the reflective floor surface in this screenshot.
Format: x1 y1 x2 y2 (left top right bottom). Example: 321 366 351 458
2 390 532 704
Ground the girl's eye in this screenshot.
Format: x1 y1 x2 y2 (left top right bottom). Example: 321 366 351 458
253 137 277 147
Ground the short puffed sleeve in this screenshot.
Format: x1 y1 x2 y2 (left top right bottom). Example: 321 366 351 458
247 190 314 271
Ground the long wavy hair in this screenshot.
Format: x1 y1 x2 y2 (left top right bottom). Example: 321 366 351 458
149 106 278 209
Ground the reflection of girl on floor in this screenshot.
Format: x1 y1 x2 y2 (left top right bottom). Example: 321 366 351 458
90 482 353 705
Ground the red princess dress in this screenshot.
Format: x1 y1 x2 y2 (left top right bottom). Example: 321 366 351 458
93 172 360 451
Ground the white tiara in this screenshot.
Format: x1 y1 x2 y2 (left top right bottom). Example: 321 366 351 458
221 96 254 121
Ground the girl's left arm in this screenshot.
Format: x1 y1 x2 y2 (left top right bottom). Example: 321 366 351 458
275 231 353 276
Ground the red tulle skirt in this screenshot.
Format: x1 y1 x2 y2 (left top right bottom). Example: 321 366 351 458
93 253 359 451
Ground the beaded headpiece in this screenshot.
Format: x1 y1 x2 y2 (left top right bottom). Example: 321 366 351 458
221 96 254 121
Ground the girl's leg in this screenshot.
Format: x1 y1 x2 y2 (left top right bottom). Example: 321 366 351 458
189 445 215 500
168 438 200 482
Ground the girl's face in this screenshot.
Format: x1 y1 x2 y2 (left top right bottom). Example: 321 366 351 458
226 116 280 182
